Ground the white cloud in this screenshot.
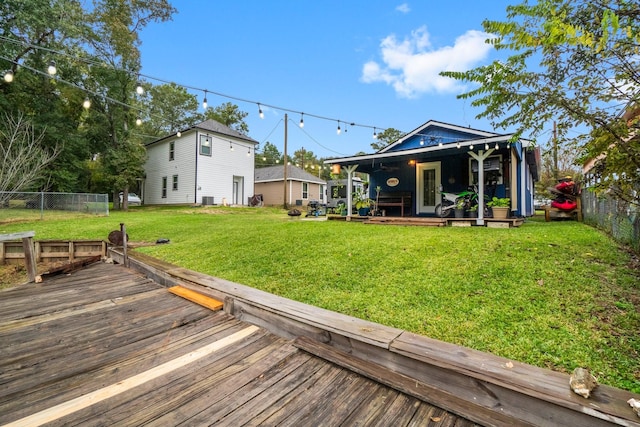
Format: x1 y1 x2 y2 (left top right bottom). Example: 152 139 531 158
396 3 410 13
362 25 494 98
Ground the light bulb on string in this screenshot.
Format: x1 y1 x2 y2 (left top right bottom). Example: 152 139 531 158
495 142 499 150
177 130 181 138
136 81 144 95
3 70 14 83
373 128 377 139
135 117 142 126
82 97 91 109
258 103 264 119
247 147 251 156
229 142 234 151
337 121 341 135
485 143 489 150
456 142 461 149
202 90 208 110
47 61 57 75
299 113 304 128
469 144 474 150
438 142 443 147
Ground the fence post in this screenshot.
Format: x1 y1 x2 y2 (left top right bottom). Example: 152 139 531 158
120 222 128 267
40 191 44 220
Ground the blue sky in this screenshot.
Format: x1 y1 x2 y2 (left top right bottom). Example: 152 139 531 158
138 1 515 159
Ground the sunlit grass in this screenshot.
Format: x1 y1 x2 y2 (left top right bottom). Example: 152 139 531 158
1 206 638 392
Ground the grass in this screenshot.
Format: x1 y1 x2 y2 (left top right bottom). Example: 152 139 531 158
1 205 639 392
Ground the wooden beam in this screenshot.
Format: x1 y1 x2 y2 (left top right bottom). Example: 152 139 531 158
168 285 224 311
22 236 37 282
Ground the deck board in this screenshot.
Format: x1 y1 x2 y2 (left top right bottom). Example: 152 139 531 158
0 262 477 427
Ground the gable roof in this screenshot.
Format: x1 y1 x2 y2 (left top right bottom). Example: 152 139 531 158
255 165 326 185
380 120 501 153
145 119 258 147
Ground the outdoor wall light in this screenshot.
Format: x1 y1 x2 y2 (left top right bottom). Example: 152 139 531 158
331 164 341 174
408 159 416 166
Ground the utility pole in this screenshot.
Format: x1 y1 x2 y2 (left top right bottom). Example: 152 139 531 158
283 113 288 209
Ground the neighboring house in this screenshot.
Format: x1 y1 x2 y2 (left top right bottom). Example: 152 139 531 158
254 165 327 206
143 119 258 206
325 120 540 221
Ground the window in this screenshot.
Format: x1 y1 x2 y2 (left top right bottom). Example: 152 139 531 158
169 141 175 161
200 135 211 156
469 154 503 185
319 184 324 201
172 175 178 191
161 177 167 198
302 182 309 199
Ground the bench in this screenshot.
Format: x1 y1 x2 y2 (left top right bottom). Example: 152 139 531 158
376 192 412 217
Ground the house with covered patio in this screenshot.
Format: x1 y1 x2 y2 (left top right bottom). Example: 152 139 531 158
325 120 540 225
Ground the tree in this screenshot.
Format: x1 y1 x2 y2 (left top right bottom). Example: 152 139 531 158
0 113 60 199
371 128 404 151
256 142 281 168
137 82 201 141
440 0 640 205
203 102 249 134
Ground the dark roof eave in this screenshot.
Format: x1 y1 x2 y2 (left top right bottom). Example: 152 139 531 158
325 134 525 165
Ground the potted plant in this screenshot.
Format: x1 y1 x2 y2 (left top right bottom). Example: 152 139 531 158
487 197 510 219
454 198 466 218
353 191 373 216
468 204 478 218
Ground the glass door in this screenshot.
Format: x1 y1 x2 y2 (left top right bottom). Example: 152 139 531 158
416 162 441 214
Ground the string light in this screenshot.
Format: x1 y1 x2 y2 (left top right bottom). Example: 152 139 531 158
258 103 264 119
336 121 341 135
420 136 425 146
456 142 461 149
202 90 208 110
469 144 474 150
247 146 251 156
0 38 394 142
438 141 443 147
3 70 14 82
495 142 499 150
229 141 234 151
485 143 489 150
82 97 91 109
47 60 56 75
135 117 142 126
177 130 181 137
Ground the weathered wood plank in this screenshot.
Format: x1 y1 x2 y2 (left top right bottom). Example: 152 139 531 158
392 331 640 427
293 336 506 427
0 231 36 241
168 267 404 348
3 326 260 427
168 285 223 311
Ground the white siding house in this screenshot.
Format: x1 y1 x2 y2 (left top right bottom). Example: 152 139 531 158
143 119 258 206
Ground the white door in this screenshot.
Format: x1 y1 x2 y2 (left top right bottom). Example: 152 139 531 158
416 162 441 214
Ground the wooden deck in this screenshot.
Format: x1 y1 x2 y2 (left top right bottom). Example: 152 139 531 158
2 256 639 426
0 262 478 426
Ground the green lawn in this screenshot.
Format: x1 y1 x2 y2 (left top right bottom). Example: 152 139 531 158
2 206 639 393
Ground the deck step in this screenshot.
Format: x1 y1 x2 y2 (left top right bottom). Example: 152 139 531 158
168 285 224 311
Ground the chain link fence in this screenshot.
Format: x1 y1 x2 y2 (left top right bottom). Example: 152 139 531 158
582 190 639 253
0 191 109 220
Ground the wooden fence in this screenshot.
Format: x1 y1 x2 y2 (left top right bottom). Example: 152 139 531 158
0 239 107 265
